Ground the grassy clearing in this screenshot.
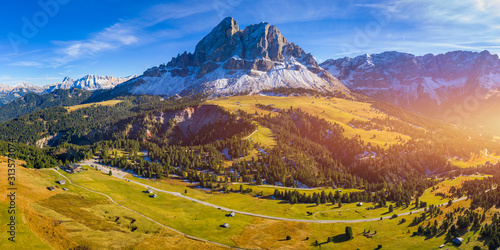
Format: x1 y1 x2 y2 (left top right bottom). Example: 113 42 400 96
208 95 412 147
65 100 123 112
124 173 484 222
450 151 500 168
0 160 78 250
246 124 276 148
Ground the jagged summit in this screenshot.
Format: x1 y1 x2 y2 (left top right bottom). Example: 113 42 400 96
122 17 348 97
167 17 314 70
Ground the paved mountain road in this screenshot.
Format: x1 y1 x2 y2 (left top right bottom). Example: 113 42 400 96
73 159 473 224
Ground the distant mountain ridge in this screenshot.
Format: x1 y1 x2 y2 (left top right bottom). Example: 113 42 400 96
44 75 136 92
0 75 135 105
0 88 93 122
0 82 46 105
320 50 500 115
106 17 349 98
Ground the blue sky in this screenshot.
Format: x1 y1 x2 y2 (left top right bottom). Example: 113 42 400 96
1 0 499 86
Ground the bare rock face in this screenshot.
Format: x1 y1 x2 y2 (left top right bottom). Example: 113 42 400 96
167 17 311 75
193 17 241 66
248 59 275 72
171 68 190 77
144 67 164 77
222 57 246 70
160 105 229 136
197 61 219 78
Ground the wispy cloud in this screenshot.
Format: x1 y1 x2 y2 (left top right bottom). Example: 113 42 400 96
51 23 139 67
48 1 216 68
9 61 44 67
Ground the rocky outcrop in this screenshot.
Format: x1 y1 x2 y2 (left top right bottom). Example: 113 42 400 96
248 59 275 72
157 105 228 137
222 57 246 70
197 61 219 78
36 132 63 148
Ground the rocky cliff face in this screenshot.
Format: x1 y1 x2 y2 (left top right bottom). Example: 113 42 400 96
321 50 500 115
125 17 349 97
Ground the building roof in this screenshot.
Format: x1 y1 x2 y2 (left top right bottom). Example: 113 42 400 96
453 237 463 244
221 223 230 228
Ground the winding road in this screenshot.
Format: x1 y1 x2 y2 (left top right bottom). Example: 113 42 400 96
74 159 471 224
51 169 237 249
485 149 500 160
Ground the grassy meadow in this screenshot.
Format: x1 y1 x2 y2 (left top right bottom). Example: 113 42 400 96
0 159 494 249
65 100 123 112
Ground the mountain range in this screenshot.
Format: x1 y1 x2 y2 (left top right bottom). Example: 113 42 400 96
0 75 135 105
3 17 500 133
320 50 500 116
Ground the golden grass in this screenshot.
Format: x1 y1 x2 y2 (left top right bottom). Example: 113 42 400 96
246 124 276 148
207 95 412 147
0 159 78 250
450 150 500 168
4 163 496 249
65 100 123 112
0 160 230 249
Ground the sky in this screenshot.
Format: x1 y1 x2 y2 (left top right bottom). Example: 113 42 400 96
1 0 499 86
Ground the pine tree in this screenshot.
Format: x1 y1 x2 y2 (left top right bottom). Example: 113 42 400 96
345 226 353 240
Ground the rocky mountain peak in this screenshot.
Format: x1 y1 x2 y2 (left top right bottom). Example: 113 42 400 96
128 17 349 98
62 77 74 83
166 17 310 70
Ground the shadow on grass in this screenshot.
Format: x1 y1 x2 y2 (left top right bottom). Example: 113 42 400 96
332 234 350 243
380 210 392 216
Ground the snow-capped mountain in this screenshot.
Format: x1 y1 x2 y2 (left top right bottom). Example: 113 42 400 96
0 75 135 105
320 50 500 115
114 17 349 97
44 75 136 92
0 82 46 105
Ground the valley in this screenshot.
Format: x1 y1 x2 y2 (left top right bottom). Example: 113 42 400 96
2 92 499 249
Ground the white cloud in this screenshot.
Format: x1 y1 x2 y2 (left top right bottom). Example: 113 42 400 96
51 22 139 67
49 1 216 68
9 61 44 67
